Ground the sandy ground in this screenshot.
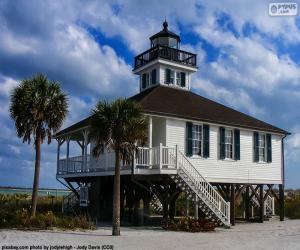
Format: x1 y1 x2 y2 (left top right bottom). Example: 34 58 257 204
1 218 300 250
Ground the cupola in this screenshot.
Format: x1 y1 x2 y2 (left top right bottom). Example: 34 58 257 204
149 21 180 49
133 21 198 93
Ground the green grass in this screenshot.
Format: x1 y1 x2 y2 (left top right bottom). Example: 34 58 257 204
0 194 95 230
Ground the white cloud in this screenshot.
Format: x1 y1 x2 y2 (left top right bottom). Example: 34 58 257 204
0 75 18 97
193 78 265 116
9 145 20 155
194 18 300 94
286 126 300 164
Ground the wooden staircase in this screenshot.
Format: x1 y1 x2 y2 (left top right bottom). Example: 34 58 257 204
135 145 231 227
170 150 230 226
62 189 79 214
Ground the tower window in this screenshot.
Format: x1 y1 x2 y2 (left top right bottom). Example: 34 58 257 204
180 72 186 87
176 72 181 86
142 73 149 89
151 69 156 85
165 68 174 84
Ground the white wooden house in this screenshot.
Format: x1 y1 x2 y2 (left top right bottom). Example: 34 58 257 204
55 21 289 226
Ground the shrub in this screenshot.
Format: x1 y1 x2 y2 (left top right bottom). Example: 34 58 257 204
0 194 95 230
162 217 216 232
285 198 300 219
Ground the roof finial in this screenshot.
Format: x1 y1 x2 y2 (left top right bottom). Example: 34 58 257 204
163 17 168 30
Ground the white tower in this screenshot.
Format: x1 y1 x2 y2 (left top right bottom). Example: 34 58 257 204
133 21 198 92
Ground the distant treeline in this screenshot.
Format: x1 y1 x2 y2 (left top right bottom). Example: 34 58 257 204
0 186 70 196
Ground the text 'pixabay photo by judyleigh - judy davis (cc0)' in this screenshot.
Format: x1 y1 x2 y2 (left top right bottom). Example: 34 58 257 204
1 245 114 250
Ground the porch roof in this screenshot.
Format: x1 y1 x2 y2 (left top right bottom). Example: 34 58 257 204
55 85 289 137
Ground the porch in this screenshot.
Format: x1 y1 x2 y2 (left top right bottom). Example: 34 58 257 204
56 144 178 177
55 115 175 177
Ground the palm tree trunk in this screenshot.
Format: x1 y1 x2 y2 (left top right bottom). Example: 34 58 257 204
31 130 41 217
112 149 121 236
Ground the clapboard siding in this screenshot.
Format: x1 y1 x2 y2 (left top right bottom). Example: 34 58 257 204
152 116 166 146
166 117 283 184
159 65 191 90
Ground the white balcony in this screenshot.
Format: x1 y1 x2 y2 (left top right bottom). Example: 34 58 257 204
57 144 178 177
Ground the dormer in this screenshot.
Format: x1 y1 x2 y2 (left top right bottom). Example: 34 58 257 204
133 21 198 93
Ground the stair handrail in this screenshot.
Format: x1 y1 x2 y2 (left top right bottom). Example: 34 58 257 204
62 189 79 212
177 150 230 222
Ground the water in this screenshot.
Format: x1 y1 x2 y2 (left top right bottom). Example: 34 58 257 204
0 187 71 197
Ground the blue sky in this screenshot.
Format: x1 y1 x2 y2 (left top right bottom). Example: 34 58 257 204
0 0 300 188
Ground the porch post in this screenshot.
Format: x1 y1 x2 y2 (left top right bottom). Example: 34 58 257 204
148 116 153 168
83 130 89 171
279 184 285 221
230 184 235 226
66 137 70 172
57 139 61 173
159 143 163 169
148 116 152 148
245 185 250 221
259 184 264 223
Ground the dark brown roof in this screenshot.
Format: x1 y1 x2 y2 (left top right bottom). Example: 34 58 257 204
56 85 288 137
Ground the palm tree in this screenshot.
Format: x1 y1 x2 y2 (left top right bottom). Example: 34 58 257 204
90 99 147 236
10 73 68 217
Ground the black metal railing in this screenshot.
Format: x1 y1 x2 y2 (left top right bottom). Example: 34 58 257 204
134 45 197 69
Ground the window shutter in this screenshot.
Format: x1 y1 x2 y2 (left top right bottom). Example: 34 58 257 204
186 122 193 156
151 69 156 85
234 129 240 160
254 132 259 162
203 124 210 158
219 127 225 159
142 74 147 89
165 68 171 84
266 133 272 163
180 72 186 87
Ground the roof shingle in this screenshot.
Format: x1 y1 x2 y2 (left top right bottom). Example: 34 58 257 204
56 85 288 136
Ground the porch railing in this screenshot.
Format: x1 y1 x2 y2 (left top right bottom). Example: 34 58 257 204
136 144 176 168
57 152 131 175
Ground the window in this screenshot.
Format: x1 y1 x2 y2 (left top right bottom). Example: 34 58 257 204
165 68 174 84
151 69 156 85
170 70 174 84
225 129 233 159
192 124 202 156
142 73 149 89
176 72 181 86
258 133 266 162
180 72 186 87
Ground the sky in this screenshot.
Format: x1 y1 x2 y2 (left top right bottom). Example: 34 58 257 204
0 0 300 189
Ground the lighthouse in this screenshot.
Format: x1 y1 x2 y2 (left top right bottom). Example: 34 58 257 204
133 21 198 92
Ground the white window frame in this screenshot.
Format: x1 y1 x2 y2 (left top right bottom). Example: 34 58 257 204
169 69 175 84
258 133 266 162
141 72 150 89
176 71 181 86
224 128 234 159
191 124 203 157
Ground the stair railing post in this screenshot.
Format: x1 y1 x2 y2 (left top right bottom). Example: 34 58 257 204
175 145 178 169
159 143 162 169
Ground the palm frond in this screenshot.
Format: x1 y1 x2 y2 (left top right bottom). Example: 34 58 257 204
9 73 68 146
